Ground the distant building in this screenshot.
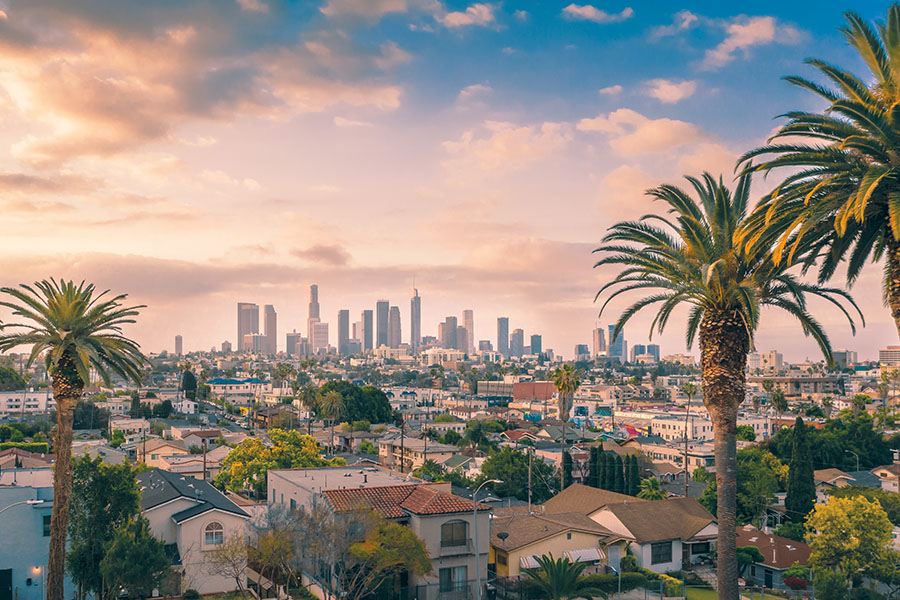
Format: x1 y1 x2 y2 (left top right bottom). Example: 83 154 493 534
592 327 606 356
575 344 590 361
307 284 320 340
530 334 542 356
880 346 900 367
286 330 302 356
312 322 329 354
175 335 183 356
608 325 626 360
441 316 458 349
747 350 783 372
832 349 857 370
463 309 475 354
631 344 646 363
478 340 493 352
376 300 389 349
221 340 232 353
510 329 524 358
236 302 259 351
362 309 374 352
242 333 267 353
456 326 468 355
647 344 660 362
497 317 510 358
264 304 277 354
388 306 401 349
338 309 350 355
411 289 422 354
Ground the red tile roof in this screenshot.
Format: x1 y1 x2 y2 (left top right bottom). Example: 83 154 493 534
735 525 810 570
322 484 488 518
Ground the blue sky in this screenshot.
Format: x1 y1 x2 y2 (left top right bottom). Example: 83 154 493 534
0 0 894 360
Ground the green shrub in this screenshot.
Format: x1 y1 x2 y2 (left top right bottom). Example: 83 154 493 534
0 442 50 453
183 589 200 600
581 572 647 593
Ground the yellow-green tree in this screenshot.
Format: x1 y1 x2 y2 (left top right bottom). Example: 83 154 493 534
806 496 896 582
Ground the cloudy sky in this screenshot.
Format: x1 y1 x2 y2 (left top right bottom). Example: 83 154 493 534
0 0 893 361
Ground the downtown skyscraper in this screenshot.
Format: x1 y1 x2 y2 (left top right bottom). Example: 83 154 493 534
264 304 277 354
463 309 474 354
237 302 259 351
376 300 389 348
361 309 374 351
338 309 350 355
388 306 401 349
410 289 421 355
307 284 320 342
497 317 509 358
608 325 626 361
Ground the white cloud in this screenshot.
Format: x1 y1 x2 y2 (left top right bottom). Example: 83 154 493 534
439 3 495 28
457 83 492 103
333 116 373 127
562 4 634 24
236 0 268 13
645 79 697 103
502 47 517 55
577 108 706 155
514 10 529 21
598 85 623 95
702 16 803 70
600 165 659 218
320 0 437 18
650 10 698 39
442 120 573 171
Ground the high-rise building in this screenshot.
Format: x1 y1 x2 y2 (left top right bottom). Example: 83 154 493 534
592 327 606 356
312 322 329 354
631 344 646 363
497 317 509 358
463 309 475 354
362 310 374 352
286 331 302 356
307 285 320 340
264 304 277 354
575 344 591 360
338 309 350 355
237 302 259 351
510 329 524 358
530 334 542 356
478 340 493 352
608 325 626 360
441 316 458 349
410 289 422 355
221 340 232 353
388 306 401 349
243 333 267 353
647 344 660 362
456 326 468 355
376 300 389 348
174 335 183 356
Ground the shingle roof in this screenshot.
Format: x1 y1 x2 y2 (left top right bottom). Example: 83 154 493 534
848 470 882 489
542 484 642 516
137 469 249 522
491 511 615 552
813 468 852 484
735 524 810 570
322 484 487 518
602 497 715 544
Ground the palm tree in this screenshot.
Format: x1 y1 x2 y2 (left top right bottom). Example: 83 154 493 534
521 553 605 600
823 396 834 418
0 280 146 600
318 390 344 457
739 5 900 339
551 363 581 491
771 388 789 426
681 382 698 496
637 476 667 501
593 172 860 600
298 384 319 435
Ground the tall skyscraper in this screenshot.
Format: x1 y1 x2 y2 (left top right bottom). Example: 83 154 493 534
362 310 374 351
376 300 389 348
478 340 493 352
307 285 320 341
497 317 509 358
456 326 468 355
647 344 660 362
608 325 626 360
264 304 277 354
174 335 183 356
221 340 232 353
441 316 458 349
530 334 542 356
592 327 607 357
410 289 421 355
286 331 301 356
338 309 350 355
631 344 646 363
463 309 475 354
312 322 329 354
388 306 401 349
510 329 524 358
237 302 259 351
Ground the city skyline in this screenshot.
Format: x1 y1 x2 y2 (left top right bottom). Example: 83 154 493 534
0 1 896 362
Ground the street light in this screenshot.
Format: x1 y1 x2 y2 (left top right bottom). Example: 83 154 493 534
474 478 502 600
0 499 44 515
845 449 860 472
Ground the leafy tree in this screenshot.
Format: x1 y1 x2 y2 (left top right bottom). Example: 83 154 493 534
786 417 816 524
358 440 377 455
737 546 765 577
66 456 140 600
480 447 556 502
829 485 900 526
739 5 900 339
344 519 431 600
180 370 197 401
637 477 666 501
412 459 445 481
764 413 892 470
774 521 805 542
73 401 110 431
318 390 344 457
0 366 26 391
318 381 392 424
351 420 371 432
433 414 456 423
151 399 173 419
522 553 605 600
594 172 860 600
216 429 344 495
99 517 169 600
736 425 756 442
0 280 146 600
815 570 849 600
10 428 24 443
806 496 896 581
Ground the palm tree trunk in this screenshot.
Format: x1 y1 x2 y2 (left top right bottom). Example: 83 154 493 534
48 355 82 600
699 309 749 600
888 237 900 337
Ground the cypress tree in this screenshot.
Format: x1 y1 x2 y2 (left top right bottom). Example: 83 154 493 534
589 447 600 488
785 417 816 523
624 453 633 494
562 450 574 489
614 455 625 494
628 455 640 496
602 452 615 490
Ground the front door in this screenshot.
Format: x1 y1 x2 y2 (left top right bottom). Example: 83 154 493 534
0 569 12 600
764 569 773 588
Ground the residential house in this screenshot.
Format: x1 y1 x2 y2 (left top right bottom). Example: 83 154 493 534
137 438 189 468
0 449 52 470
735 525 810 590
109 416 151 441
251 406 292 430
813 468 855 500
71 440 128 465
138 469 250 594
873 464 900 493
181 430 222 451
490 511 626 578
377 436 458 472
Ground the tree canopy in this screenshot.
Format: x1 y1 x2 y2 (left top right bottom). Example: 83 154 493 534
479 447 556 502
318 381 392 424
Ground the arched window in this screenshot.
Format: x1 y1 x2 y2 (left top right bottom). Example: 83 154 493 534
441 520 467 547
204 521 224 546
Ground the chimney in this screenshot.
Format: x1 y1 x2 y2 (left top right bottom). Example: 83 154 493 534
364 474 368 484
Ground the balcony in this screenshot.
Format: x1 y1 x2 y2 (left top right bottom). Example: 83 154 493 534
440 539 473 556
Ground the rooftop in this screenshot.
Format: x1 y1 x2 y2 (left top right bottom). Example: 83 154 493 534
323 483 489 519
138 469 249 522
491 511 615 552
542 483 641 516
736 524 810 570
268 465 421 494
0 467 54 488
602 497 716 544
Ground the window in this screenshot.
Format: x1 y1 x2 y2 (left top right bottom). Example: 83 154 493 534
43 515 51 537
439 566 467 592
567 532 572 540
204 522 224 546
441 520 468 547
650 541 672 565
691 542 710 555
290 499 297 511
496 551 508 566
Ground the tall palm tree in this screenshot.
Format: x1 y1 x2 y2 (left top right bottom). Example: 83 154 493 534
681 382 698 497
551 363 581 491
0 280 146 600
593 173 860 600
318 390 344 457
739 5 900 339
637 476 667 501
298 384 319 435
522 554 605 600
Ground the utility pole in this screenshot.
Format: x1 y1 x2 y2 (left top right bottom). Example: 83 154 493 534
528 447 533 514
399 420 405 473
684 411 691 498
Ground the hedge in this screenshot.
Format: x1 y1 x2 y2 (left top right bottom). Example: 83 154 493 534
0 442 50 453
581 572 648 594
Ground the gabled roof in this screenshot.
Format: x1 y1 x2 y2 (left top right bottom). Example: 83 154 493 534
322 484 488 519
542 484 642 516
736 524 810 570
813 468 853 485
491 511 615 552
847 471 883 489
602 497 715 544
140 438 186 453
137 469 248 523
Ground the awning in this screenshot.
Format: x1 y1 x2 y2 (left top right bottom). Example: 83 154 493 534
520 555 541 569
565 548 606 563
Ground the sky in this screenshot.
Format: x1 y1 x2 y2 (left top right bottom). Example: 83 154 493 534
0 0 894 361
